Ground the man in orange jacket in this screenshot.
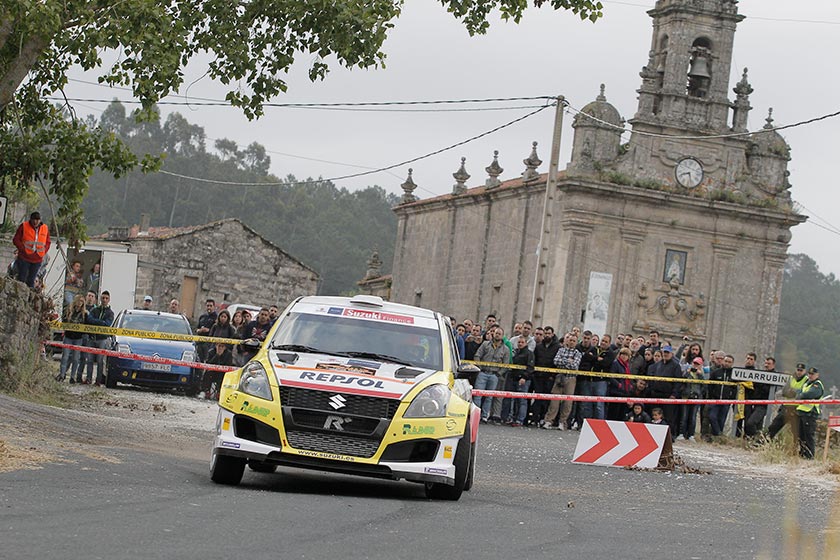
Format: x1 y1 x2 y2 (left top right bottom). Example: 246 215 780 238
12 211 51 288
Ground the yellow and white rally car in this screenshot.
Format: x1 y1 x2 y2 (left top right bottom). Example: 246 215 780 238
210 295 480 500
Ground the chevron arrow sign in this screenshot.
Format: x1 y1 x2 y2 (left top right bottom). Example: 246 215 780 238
572 419 670 468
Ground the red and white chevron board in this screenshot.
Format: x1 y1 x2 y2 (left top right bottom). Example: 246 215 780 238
572 419 670 469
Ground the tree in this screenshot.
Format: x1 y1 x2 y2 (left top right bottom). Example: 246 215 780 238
776 254 840 388
0 0 603 244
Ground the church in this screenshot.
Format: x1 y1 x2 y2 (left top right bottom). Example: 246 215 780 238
390 0 805 360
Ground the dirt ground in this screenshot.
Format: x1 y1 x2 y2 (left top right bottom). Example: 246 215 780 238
0 385 218 473
1 384 837 491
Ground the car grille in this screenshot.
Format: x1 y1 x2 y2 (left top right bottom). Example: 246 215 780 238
279 386 400 419
285 430 381 459
290 409 381 435
279 385 402 458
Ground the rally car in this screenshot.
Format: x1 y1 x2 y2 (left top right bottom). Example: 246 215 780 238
210 295 480 500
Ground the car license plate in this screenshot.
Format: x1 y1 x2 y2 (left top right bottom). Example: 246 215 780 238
143 362 172 372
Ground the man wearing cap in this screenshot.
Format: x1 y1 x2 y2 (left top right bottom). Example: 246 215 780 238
138 295 154 310
647 344 683 439
766 362 809 442
12 211 51 288
796 367 824 459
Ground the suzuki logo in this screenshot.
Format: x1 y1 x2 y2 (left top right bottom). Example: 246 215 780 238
328 394 347 410
323 415 352 431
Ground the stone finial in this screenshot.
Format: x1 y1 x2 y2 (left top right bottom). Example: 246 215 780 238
597 83 607 102
400 168 418 203
485 150 503 189
522 141 542 183
764 107 775 129
452 157 470 195
364 249 382 280
733 67 753 98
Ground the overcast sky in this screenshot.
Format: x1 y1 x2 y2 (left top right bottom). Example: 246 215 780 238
67 0 840 277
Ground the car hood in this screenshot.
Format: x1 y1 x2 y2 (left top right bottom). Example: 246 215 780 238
115 337 195 357
268 351 438 400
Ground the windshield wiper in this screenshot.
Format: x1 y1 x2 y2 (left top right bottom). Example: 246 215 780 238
270 344 354 359
270 344 329 354
340 351 413 367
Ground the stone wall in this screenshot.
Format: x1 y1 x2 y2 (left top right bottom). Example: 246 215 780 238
0 275 49 376
392 174 798 362
0 234 15 272
127 220 319 320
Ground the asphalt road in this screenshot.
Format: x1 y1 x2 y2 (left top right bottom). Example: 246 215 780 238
0 392 835 560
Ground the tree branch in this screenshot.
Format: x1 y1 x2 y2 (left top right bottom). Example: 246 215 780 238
0 15 12 53
0 34 49 107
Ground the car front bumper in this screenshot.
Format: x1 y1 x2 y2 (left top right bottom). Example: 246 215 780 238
212 407 460 485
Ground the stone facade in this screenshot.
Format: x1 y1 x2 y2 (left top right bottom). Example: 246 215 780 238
105 218 319 321
391 0 805 361
356 250 392 300
0 276 50 376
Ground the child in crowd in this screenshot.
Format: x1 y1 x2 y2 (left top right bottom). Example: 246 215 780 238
650 407 668 426
625 403 652 424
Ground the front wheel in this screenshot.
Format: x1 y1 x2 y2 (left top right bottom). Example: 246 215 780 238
210 451 245 485
424 431 470 501
464 439 477 491
104 362 117 389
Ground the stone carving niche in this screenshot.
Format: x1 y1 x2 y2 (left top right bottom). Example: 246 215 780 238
633 276 706 339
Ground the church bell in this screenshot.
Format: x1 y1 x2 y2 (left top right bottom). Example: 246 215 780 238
688 55 711 79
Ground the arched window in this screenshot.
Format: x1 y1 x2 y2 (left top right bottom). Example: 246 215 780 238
687 37 712 97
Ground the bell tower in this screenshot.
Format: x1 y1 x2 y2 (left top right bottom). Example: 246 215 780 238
633 0 744 133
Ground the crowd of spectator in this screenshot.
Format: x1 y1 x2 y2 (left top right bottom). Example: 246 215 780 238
456 314 825 459
13 235 822 461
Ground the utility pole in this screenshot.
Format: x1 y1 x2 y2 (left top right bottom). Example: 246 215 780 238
530 96 565 323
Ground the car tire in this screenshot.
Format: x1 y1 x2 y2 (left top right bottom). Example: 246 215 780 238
424 430 470 501
104 364 117 389
464 439 477 492
184 382 199 398
210 450 245 485
248 460 277 474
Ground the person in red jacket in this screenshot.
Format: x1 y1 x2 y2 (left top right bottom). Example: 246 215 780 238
12 212 51 288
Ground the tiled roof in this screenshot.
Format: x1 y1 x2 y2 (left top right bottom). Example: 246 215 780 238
396 171 560 208
93 219 235 241
94 218 318 276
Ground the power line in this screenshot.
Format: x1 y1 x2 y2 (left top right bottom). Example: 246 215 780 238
50 95 555 108
158 102 554 186
566 102 840 141
603 0 840 24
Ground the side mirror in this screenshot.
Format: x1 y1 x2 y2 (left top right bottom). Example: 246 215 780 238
241 338 263 350
455 362 480 379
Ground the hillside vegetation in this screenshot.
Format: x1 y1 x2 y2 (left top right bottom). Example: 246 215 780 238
82 102 398 296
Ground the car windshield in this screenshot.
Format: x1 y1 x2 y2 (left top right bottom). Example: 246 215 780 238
270 312 443 371
120 314 192 335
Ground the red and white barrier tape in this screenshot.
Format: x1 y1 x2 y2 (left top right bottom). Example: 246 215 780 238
471 389 838 407
42 342 838 406
45 341 237 373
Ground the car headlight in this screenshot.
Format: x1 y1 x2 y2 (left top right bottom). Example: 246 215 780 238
404 384 450 418
181 350 196 362
238 361 273 401
117 343 131 354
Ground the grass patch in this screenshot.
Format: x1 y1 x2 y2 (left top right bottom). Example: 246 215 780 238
0 345 73 408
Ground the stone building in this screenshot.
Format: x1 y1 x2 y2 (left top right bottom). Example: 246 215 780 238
356 250 392 300
104 217 319 320
391 0 805 360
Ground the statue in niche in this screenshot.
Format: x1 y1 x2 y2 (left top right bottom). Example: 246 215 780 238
663 249 687 284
